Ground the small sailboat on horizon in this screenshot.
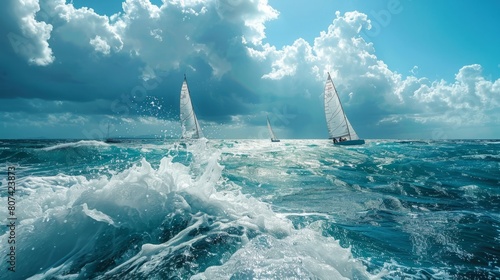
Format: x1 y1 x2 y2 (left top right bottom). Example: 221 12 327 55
323 72 365 146
105 123 121 143
180 74 203 139
266 115 280 142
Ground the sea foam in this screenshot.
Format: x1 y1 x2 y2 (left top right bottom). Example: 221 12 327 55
1 140 377 280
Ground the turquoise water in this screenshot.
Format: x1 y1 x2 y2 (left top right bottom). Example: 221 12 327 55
0 139 499 279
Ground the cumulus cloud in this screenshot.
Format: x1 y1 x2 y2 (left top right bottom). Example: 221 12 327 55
250 10 500 138
6 0 54 65
401 64 500 124
90 35 111 55
215 0 278 45
260 38 318 80
1 0 280 138
44 0 123 53
0 0 498 139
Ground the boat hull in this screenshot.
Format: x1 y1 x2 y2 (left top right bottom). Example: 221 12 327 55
271 139 280 142
334 139 365 146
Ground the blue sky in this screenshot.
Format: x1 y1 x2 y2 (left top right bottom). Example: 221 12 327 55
1 0 499 139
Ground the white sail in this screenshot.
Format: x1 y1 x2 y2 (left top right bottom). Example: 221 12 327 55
266 116 279 141
180 76 203 139
323 73 359 141
346 118 359 140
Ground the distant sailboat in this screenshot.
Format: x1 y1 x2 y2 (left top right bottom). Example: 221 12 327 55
180 74 203 139
324 72 365 146
105 123 121 143
266 115 280 142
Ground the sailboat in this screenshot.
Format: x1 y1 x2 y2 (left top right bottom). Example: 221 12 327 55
324 72 365 145
105 123 121 143
266 115 280 142
180 74 203 139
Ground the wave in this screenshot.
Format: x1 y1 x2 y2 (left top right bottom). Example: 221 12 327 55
40 140 110 151
0 140 378 280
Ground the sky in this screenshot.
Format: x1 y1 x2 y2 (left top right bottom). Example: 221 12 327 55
1 0 499 140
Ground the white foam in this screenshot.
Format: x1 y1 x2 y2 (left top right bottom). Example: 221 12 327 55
41 140 109 151
82 203 116 226
1 139 377 279
193 228 381 280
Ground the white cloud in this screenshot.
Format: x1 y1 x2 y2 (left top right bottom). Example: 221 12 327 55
215 0 278 45
46 0 124 53
90 35 111 55
47 113 88 125
261 38 318 80
250 11 500 137
8 0 54 65
402 64 500 126
150 28 163 41
251 11 386 88
2 1 499 139
122 0 161 19
8 0 278 74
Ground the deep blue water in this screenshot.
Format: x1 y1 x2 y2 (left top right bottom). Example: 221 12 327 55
0 139 499 279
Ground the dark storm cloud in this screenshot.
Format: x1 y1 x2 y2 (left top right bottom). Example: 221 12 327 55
0 0 276 126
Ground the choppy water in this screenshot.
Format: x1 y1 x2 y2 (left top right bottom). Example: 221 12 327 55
0 139 499 279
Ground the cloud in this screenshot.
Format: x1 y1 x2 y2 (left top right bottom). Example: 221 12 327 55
215 0 278 44
249 11 500 138
90 35 111 55
5 0 54 65
401 64 500 126
259 38 318 80
46 0 123 53
0 0 498 139
1 0 281 138
1 0 277 96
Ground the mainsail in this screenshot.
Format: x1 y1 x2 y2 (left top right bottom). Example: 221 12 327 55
323 72 360 141
180 75 203 139
266 115 279 142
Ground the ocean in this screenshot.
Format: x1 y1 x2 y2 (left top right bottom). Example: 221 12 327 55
0 139 499 279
